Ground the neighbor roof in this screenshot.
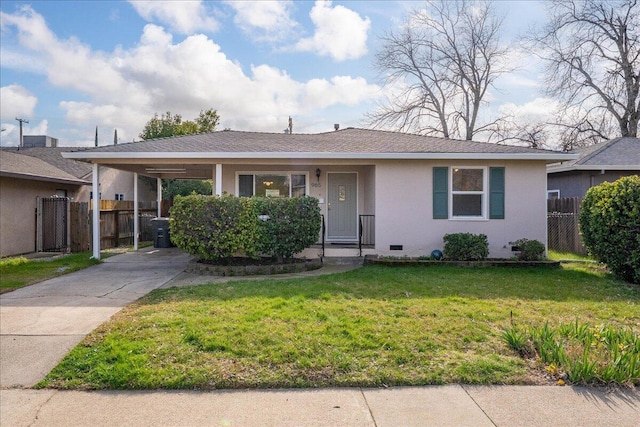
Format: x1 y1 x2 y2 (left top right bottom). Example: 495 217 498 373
1 147 93 179
63 128 575 161
0 150 91 185
548 137 640 173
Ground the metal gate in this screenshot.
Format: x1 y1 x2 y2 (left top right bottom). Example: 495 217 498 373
37 196 70 252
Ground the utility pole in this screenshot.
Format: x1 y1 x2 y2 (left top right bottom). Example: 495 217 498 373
15 117 29 147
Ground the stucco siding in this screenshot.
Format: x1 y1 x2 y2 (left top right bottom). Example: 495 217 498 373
77 167 157 202
375 160 547 258
0 177 81 257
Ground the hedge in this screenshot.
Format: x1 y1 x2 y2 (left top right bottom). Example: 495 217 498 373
169 195 321 262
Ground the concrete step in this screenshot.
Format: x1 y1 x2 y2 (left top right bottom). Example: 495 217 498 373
321 256 364 266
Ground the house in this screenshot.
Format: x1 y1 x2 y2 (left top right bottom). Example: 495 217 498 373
62 128 576 260
547 137 640 199
3 135 157 203
0 150 90 257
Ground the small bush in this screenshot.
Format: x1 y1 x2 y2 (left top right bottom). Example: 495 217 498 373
512 239 546 261
579 176 640 284
443 233 488 260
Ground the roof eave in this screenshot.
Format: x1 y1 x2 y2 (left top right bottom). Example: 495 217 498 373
0 171 91 185
63 151 578 162
548 164 640 173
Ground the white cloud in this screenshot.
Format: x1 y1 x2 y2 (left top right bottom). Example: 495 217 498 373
294 0 370 61
128 0 219 34
0 84 37 120
499 97 559 120
226 0 298 42
1 7 380 145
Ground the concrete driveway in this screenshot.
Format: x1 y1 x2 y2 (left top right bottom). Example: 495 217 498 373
0 247 190 388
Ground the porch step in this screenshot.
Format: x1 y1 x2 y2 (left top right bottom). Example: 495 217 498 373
322 256 364 266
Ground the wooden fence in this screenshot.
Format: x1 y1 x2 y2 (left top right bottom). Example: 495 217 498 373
547 197 586 255
70 200 164 252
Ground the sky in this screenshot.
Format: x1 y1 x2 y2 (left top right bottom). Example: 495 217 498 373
0 0 552 147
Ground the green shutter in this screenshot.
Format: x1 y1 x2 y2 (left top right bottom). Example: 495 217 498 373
433 167 448 219
489 167 505 219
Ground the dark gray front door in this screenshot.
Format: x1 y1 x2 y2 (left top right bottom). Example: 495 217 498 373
327 173 357 241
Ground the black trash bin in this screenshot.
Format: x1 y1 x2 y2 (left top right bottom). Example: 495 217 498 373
151 217 173 248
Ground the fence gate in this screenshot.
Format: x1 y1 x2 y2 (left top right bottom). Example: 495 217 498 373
37 196 70 252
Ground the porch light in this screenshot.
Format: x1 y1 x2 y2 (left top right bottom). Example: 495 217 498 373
316 168 321 182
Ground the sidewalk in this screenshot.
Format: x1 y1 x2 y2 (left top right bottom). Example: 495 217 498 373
1 248 638 426
2 385 638 426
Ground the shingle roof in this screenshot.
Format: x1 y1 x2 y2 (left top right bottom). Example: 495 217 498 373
0 150 91 185
65 128 563 156
548 137 640 172
1 147 93 179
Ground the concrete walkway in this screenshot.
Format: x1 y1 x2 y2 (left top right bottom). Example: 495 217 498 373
1 248 638 426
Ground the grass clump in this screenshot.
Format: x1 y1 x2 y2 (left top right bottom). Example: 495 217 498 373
503 320 639 387
0 252 101 293
39 263 639 390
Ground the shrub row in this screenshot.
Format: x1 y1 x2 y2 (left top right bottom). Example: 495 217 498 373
443 233 545 261
169 195 321 262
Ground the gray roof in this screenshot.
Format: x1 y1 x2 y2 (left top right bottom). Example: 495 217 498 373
1 147 93 179
548 137 640 173
0 150 91 185
65 128 566 156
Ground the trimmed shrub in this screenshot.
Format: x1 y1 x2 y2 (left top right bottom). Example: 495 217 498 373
254 196 322 261
169 194 260 261
443 233 489 260
512 238 546 261
579 176 640 284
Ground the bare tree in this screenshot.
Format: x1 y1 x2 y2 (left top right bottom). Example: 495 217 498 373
531 0 640 148
369 0 510 140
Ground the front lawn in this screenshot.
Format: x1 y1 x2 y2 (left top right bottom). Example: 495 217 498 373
40 263 639 390
0 252 101 293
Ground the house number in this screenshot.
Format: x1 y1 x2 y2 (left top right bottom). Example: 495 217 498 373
311 182 321 188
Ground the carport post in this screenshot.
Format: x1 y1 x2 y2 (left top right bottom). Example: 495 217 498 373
157 177 162 217
134 172 139 251
92 163 100 259
215 163 222 196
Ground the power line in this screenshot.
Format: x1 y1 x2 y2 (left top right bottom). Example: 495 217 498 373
15 117 29 147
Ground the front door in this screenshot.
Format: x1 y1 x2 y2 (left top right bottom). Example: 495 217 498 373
327 173 357 241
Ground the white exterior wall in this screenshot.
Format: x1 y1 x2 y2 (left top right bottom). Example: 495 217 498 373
77 167 156 202
220 164 375 221
374 160 548 258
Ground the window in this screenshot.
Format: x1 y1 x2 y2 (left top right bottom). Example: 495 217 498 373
433 166 504 220
115 193 125 201
451 168 485 217
237 172 308 198
547 190 560 200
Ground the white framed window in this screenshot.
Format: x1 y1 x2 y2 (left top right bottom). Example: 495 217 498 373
115 193 125 201
450 167 487 219
547 189 560 200
236 172 309 198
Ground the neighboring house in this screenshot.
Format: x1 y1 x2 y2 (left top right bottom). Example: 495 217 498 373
63 128 575 259
0 150 90 257
2 136 157 203
547 137 640 199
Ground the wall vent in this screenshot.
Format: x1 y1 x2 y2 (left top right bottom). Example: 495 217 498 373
390 245 403 251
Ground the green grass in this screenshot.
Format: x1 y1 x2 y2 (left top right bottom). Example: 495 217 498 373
0 252 101 293
547 250 594 262
39 263 639 390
